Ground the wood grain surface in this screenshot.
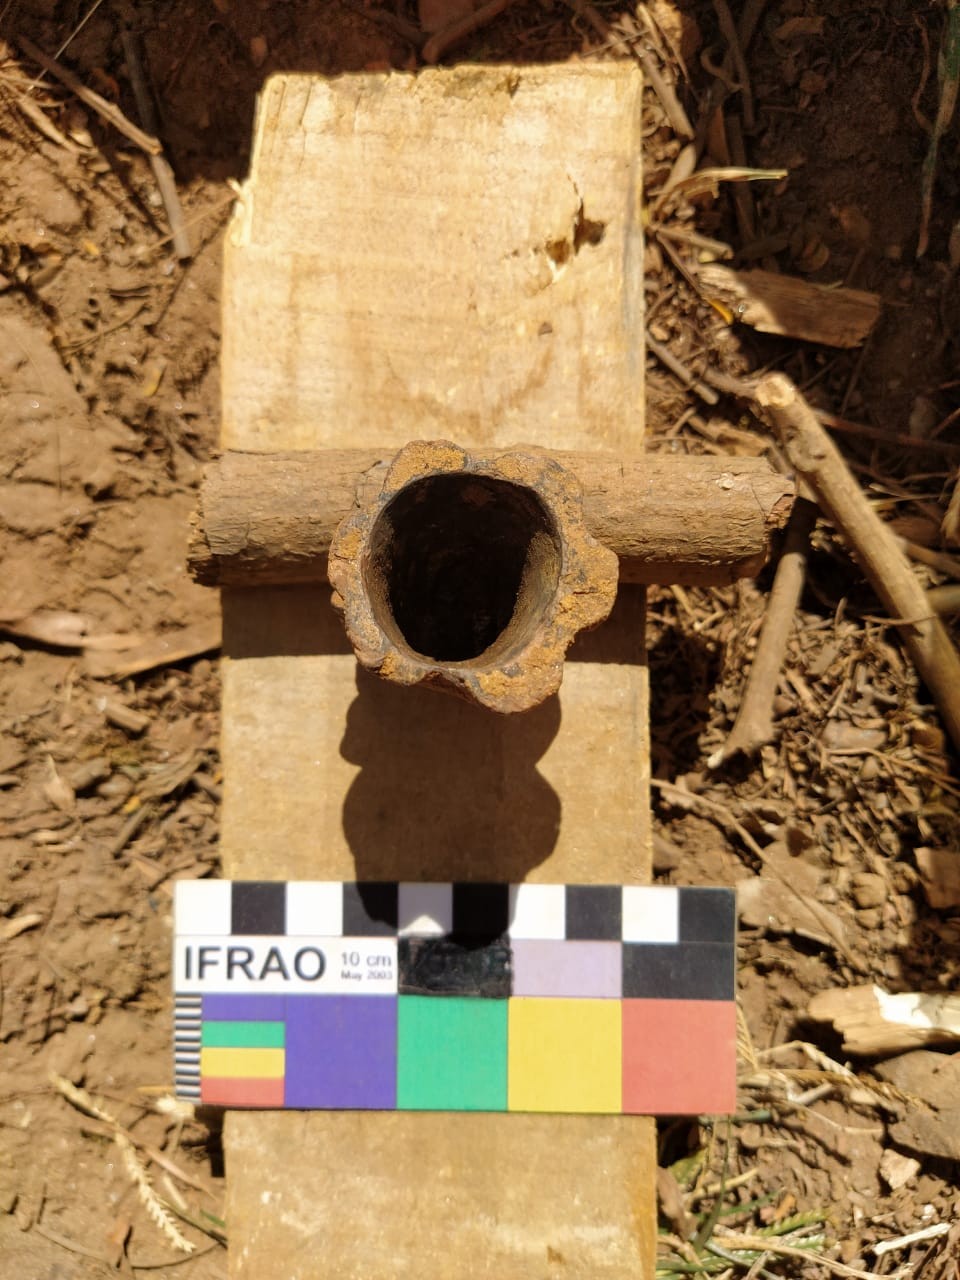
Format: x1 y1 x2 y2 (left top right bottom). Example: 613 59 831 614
220 65 656 1279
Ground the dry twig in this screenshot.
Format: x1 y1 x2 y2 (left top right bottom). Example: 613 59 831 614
422 0 520 63
711 0 754 130
14 33 161 155
120 31 191 261
709 495 817 765
757 373 960 756
918 0 960 256
646 330 720 405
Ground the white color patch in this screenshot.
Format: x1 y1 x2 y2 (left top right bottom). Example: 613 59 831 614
285 881 343 936
398 882 453 937
508 883 566 939
175 879 232 936
621 886 679 943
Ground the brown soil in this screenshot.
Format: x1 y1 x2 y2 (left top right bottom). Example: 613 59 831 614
1 2 959 1276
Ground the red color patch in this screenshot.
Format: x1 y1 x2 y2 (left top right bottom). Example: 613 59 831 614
202 1076 285 1107
622 999 736 1115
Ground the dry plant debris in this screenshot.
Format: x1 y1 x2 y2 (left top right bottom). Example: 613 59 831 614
1 1 959 1276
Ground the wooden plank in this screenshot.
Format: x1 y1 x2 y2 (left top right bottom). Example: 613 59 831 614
220 65 655 1279
222 66 643 452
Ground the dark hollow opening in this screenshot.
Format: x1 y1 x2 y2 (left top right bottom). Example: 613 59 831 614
365 474 561 664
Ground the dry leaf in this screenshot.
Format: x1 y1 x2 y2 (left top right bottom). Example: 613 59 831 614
915 847 960 908
105 1216 132 1269
1 912 44 941
797 236 830 272
889 514 943 546
65 104 94 148
43 755 75 813
3 609 90 647
84 618 221 679
419 0 478 33
738 876 849 953
943 476 960 546
799 69 829 96
774 16 826 39
0 609 142 653
834 204 872 247
81 631 145 652
656 1166 695 1240
139 361 166 397
654 166 787 215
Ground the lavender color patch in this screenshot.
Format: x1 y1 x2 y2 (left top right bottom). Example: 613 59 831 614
511 940 622 998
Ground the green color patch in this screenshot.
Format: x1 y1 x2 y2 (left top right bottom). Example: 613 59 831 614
397 996 507 1111
201 1020 285 1048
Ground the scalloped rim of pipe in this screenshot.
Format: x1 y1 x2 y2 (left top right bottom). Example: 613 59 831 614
327 440 619 713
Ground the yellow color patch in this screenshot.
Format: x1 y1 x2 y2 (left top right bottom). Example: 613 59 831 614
507 998 621 1113
200 1047 285 1079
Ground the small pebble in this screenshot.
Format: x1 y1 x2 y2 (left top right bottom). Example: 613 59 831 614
98 774 133 801
851 872 886 908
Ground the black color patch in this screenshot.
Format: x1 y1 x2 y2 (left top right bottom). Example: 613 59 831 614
679 888 736 944
231 882 285 935
398 936 512 998
565 884 621 940
622 942 735 1001
452 883 509 941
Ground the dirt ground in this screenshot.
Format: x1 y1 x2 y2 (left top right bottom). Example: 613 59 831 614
1 1 960 1276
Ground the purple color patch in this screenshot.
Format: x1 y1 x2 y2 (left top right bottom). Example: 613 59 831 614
511 940 622 998
284 996 397 1109
203 994 286 1022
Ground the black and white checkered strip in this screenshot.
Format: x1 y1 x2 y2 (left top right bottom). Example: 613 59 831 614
174 881 735 945
174 994 202 1099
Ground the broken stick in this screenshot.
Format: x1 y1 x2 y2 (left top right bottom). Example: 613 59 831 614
756 373 960 756
120 31 192 261
15 34 162 156
708 492 818 766
699 264 881 349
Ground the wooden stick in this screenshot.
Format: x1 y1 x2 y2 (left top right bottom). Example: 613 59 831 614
645 330 720 405
712 0 754 130
189 448 794 588
558 1 695 139
757 373 960 755
120 31 192 261
708 494 818 766
14 34 162 156
898 536 960 579
816 409 960 457
421 0 520 63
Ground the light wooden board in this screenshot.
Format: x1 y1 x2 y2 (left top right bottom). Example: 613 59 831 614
220 64 654 1279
